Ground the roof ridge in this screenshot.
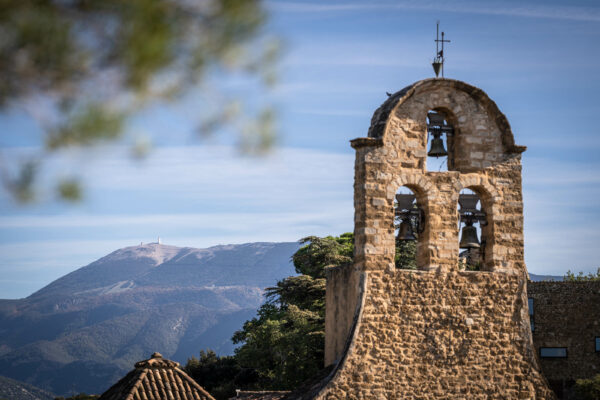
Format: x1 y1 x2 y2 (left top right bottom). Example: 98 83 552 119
99 353 216 400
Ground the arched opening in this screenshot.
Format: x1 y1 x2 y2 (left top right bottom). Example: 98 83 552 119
394 186 423 269
457 188 487 271
426 109 455 172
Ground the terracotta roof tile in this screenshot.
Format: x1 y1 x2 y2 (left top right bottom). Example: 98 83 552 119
99 352 216 400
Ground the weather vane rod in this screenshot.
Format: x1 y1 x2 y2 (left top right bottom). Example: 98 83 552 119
432 21 450 78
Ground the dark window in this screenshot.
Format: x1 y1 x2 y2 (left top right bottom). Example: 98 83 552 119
540 347 567 358
530 317 535 332
528 298 534 316
596 337 600 352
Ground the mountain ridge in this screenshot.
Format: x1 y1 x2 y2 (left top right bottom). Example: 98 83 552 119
0 241 300 396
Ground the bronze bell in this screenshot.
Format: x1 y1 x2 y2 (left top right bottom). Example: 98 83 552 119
397 219 417 241
459 222 480 249
427 134 448 158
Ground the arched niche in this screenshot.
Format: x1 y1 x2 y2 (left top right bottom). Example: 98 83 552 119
394 184 429 270
457 186 493 271
425 107 459 172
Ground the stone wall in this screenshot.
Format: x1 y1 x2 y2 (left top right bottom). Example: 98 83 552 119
316 270 553 399
320 79 555 399
528 281 600 398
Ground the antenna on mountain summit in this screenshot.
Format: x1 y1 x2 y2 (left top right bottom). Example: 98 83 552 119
158 236 161 245
432 21 450 78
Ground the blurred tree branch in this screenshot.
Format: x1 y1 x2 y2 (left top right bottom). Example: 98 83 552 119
0 0 279 202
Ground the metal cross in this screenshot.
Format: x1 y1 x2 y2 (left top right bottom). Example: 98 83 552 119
434 21 450 77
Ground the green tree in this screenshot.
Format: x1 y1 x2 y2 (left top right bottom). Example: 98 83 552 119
292 233 353 278
574 374 600 400
395 238 417 270
184 350 254 400
230 234 352 390
1 0 278 202
564 268 600 282
54 394 99 400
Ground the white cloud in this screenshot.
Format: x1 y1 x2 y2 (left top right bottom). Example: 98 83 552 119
0 211 347 229
291 108 371 117
523 158 600 186
272 81 385 96
0 145 354 206
268 1 600 22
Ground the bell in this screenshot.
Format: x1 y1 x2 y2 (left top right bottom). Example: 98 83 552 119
397 219 417 241
427 134 447 158
459 222 480 249
432 60 442 77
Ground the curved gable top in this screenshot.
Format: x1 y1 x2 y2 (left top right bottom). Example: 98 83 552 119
367 78 525 153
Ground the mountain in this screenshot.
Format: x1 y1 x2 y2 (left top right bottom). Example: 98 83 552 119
529 273 563 282
0 375 55 400
0 242 300 397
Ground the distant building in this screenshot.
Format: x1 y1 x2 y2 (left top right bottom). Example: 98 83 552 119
528 281 600 399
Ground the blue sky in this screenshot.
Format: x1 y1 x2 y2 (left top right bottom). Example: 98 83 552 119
1 0 600 298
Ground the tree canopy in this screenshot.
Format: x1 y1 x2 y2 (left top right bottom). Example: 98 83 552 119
1 0 277 202
291 233 353 278
574 374 600 400
563 268 600 282
54 394 99 400
184 350 255 400
229 235 352 390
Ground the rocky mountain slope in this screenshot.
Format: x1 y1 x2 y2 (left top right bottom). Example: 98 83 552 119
0 375 55 400
0 242 300 396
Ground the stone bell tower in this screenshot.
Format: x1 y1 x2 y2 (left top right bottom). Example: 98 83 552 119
315 79 555 399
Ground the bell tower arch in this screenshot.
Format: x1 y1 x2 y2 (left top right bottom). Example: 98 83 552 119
318 79 555 399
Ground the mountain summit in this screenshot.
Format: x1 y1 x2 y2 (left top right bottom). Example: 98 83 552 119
0 241 300 396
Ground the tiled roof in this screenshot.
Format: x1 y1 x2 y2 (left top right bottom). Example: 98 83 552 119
99 352 216 400
230 391 290 400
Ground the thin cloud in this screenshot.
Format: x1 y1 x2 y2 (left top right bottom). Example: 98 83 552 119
0 145 354 198
268 1 600 22
284 54 424 68
523 158 600 186
292 108 371 117
273 81 385 96
0 210 351 229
